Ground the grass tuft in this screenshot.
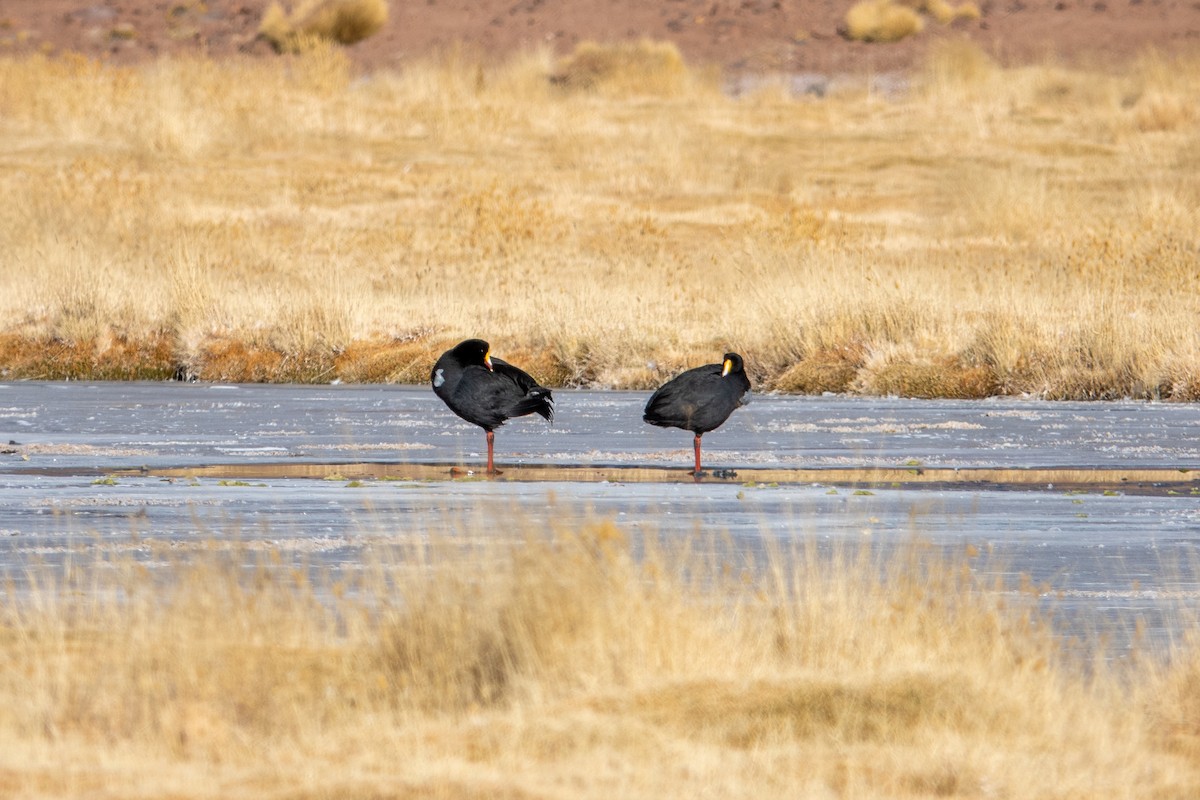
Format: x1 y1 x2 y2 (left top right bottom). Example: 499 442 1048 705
843 0 925 43
860 359 998 399
552 39 690 95
259 0 388 53
773 348 864 394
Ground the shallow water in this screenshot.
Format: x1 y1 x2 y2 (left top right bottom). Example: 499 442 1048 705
3 381 1200 652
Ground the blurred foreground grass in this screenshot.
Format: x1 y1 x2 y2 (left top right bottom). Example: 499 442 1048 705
2 520 1200 797
0 41 1197 398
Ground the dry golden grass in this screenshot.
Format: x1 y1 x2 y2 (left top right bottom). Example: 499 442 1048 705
844 0 979 42
259 0 389 53
552 39 692 95
0 43 1198 398
3 518 1200 798
844 0 925 43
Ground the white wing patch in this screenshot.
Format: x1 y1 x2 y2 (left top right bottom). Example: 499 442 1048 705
433 368 445 388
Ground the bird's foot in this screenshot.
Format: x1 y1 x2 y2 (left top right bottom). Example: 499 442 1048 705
691 468 737 481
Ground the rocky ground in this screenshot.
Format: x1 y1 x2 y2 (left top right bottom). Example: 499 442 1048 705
2 0 1198 76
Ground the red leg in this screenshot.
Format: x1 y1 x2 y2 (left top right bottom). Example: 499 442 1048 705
693 434 703 476
486 430 496 474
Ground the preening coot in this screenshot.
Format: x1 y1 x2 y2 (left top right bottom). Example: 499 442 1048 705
431 339 554 474
643 352 751 475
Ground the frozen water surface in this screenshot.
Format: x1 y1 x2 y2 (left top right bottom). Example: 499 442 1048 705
2 381 1200 651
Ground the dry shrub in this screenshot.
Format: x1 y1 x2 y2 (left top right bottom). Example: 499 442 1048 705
843 0 925 43
552 40 689 95
259 0 388 53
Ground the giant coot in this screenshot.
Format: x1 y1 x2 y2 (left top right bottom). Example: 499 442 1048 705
431 339 554 474
643 352 750 475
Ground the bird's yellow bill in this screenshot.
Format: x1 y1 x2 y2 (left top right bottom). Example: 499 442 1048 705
484 349 494 371
721 359 732 376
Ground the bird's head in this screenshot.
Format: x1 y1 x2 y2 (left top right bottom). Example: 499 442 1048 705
454 339 494 371
721 352 744 377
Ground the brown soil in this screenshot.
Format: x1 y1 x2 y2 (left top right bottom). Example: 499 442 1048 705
2 0 1198 76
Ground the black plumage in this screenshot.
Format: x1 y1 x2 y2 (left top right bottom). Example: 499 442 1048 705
431 339 554 473
643 352 751 475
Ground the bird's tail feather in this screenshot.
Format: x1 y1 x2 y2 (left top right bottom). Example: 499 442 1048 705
510 391 554 423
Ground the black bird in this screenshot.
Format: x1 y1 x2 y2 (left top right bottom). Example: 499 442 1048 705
643 352 751 475
431 339 554 474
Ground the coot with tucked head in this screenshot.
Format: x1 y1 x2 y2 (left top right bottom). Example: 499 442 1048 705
431 339 554 474
643 352 750 475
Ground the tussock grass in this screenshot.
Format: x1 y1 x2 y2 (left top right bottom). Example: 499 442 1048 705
844 0 979 43
844 0 925 43
552 40 692 95
259 0 389 53
0 45 1198 397
2 519 1199 797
